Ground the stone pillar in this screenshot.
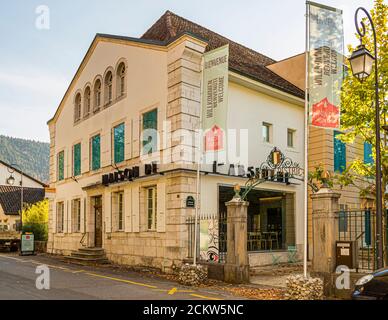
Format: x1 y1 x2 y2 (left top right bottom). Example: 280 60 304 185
310 188 341 295
224 198 249 284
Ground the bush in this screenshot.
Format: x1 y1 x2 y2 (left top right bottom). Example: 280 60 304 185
22 223 48 241
22 200 48 241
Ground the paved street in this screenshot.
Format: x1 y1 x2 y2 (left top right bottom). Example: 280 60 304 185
0 253 241 300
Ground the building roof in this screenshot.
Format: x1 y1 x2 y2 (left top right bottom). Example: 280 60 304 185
0 186 45 215
0 160 48 188
142 11 305 99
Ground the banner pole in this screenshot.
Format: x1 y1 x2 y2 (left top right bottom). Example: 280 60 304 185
303 2 310 280
193 56 204 266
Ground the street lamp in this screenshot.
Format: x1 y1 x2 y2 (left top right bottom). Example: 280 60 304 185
6 166 23 233
349 7 384 269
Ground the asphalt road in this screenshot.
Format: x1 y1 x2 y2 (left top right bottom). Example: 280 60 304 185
0 253 240 300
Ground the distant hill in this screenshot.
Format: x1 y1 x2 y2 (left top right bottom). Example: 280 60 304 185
0 135 49 183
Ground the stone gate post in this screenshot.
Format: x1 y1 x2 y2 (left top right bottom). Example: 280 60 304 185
224 197 249 284
310 187 341 294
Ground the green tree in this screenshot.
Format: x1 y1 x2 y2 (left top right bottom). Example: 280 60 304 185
22 199 49 241
338 0 388 202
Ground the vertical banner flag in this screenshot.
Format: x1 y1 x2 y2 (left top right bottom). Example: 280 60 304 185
202 45 229 152
308 1 344 129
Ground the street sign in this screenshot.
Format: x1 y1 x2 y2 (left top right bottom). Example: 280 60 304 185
21 232 35 256
186 196 195 208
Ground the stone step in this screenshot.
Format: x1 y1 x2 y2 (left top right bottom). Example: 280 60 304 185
78 247 105 254
64 255 110 265
71 251 106 259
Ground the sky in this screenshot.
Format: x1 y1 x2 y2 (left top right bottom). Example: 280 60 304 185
0 0 375 142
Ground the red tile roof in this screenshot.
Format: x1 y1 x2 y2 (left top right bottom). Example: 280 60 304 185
142 11 305 99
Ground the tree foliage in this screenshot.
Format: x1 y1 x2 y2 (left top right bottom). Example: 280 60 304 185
22 199 48 241
338 0 388 202
0 135 49 183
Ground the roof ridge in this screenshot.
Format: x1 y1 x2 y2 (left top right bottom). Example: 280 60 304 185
142 10 276 65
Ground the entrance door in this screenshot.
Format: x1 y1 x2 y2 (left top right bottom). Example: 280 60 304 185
93 196 103 248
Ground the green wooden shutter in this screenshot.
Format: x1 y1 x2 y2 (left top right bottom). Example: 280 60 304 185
334 131 346 173
73 143 81 176
114 123 125 163
58 151 64 181
142 109 158 154
364 142 373 165
91 135 101 170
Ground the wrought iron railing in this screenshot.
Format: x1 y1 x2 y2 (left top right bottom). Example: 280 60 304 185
336 209 377 271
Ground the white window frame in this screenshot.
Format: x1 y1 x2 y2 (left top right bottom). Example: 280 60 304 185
287 129 296 148
56 202 64 233
262 122 272 143
71 198 81 233
146 186 157 231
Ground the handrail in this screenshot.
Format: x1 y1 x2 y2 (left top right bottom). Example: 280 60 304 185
80 232 87 247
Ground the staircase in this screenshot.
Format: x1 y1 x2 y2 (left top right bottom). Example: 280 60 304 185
65 247 110 265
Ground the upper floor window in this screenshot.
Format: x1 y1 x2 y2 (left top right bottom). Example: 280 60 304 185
334 131 346 173
73 143 81 177
104 71 113 105
262 122 272 143
113 123 125 164
94 79 101 111
74 93 82 123
142 109 158 155
117 63 126 97
90 134 101 171
57 150 64 181
287 129 295 148
364 142 374 165
84 86 91 116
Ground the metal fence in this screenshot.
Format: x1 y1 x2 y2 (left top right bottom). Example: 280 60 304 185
186 212 225 263
336 209 377 271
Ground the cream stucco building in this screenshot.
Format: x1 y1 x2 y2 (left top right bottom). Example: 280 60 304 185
47 11 307 272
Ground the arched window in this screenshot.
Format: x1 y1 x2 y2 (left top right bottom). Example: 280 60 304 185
116 62 126 97
104 71 113 104
84 86 91 116
74 93 82 123
94 79 101 111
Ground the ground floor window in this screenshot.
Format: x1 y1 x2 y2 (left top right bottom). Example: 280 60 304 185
112 191 124 231
56 202 64 233
218 186 295 252
146 186 157 230
71 198 81 233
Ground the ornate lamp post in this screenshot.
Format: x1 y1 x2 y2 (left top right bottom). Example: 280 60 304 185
6 165 24 232
349 7 383 269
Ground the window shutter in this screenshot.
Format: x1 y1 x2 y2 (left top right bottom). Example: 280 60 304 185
156 182 166 232
124 188 132 232
131 185 140 232
364 142 373 165
104 192 111 233
64 201 69 234
334 131 346 173
81 140 88 174
81 198 86 233
125 121 132 160
73 144 81 176
52 201 56 234
91 135 101 170
132 116 140 158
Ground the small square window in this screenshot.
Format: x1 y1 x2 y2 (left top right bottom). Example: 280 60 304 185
287 129 295 148
262 123 271 143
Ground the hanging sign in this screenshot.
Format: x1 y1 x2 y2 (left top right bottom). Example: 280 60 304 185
202 44 229 152
307 1 344 129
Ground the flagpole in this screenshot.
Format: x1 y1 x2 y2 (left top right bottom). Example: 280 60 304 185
193 56 204 266
303 2 310 280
